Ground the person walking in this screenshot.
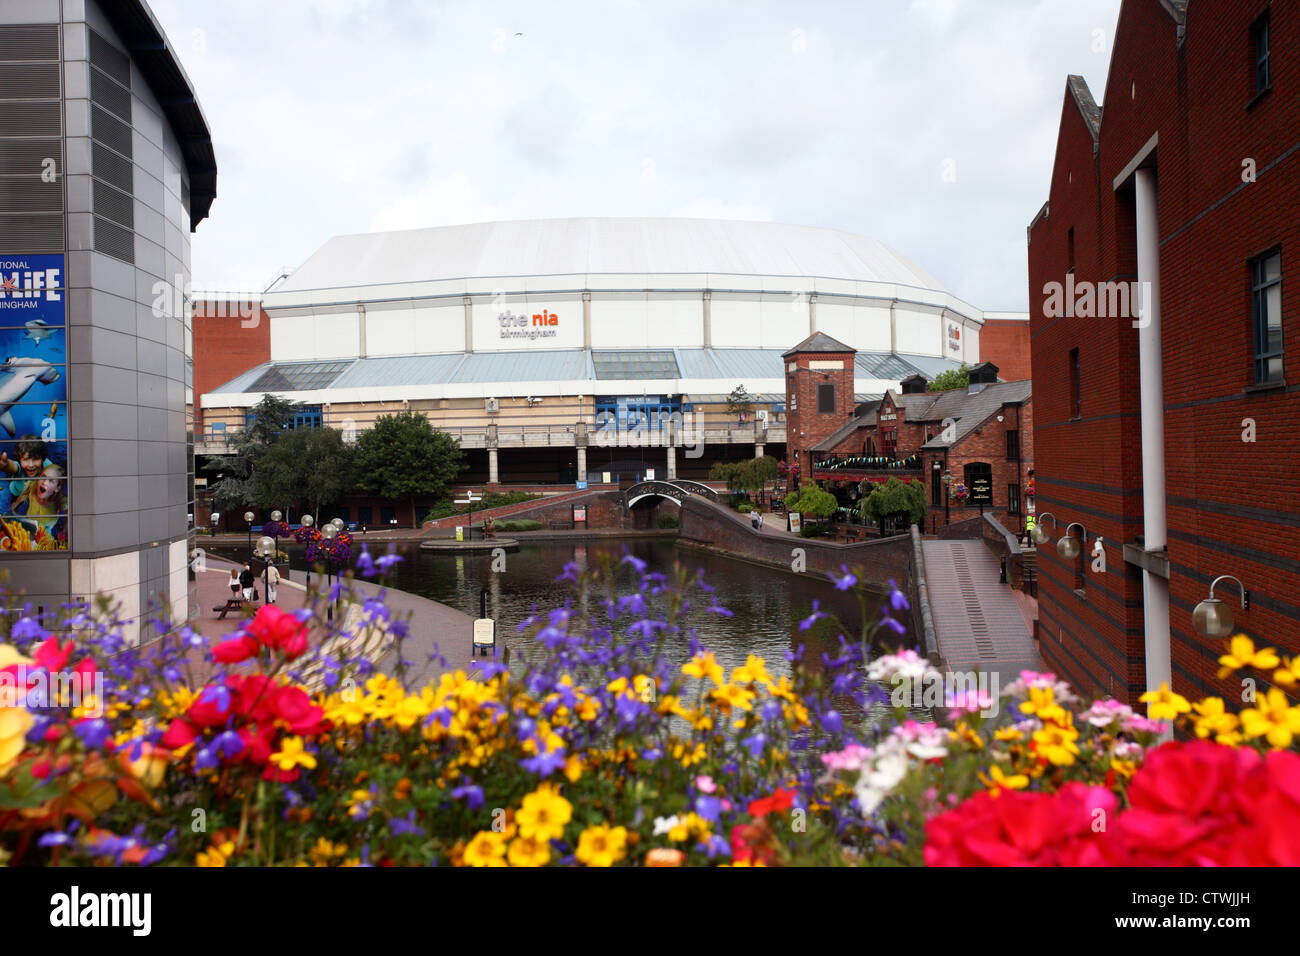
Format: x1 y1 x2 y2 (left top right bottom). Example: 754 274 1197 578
756 510 764 530
228 566 241 598
266 561 281 604
239 562 255 602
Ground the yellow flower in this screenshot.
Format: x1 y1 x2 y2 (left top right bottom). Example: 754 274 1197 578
993 726 1024 742
575 824 627 867
1240 688 1300 749
515 782 573 842
0 704 35 776
462 831 508 867
1273 657 1300 688
308 837 349 866
1018 686 1066 724
196 841 235 867
645 848 685 867
507 835 551 867
977 764 1028 796
1217 635 1280 678
668 812 711 843
1191 697 1240 743
731 654 774 687
575 696 600 721
682 651 724 686
564 754 583 783
0 645 33 671
709 683 755 713
1032 717 1079 766
268 736 317 772
727 859 766 866
1139 682 1191 721
1109 758 1137 780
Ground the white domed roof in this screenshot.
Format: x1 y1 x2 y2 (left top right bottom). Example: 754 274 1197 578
275 217 949 294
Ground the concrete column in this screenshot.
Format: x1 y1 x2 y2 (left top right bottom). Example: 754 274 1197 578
577 445 587 481
702 290 711 348
755 443 764 458
889 298 898 353
666 444 677 480
463 295 473 352
357 304 368 357
488 447 499 485
808 292 817 335
938 308 947 355
1135 166 1170 702
582 290 592 350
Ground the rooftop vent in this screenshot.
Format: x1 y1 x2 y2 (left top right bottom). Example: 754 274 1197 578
966 361 999 394
900 373 928 394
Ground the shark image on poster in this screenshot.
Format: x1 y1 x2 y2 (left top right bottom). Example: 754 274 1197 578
24 320 58 345
0 358 62 437
0 324 63 359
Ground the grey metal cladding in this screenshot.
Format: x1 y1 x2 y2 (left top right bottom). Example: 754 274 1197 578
0 214 61 252
92 179 133 228
89 66 131 121
0 61 59 98
0 100 59 135
88 29 130 86
91 104 132 155
0 177 60 213
0 137 61 173
93 216 134 261
0 24 60 62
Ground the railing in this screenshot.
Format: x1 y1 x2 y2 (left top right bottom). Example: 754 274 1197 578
812 452 921 472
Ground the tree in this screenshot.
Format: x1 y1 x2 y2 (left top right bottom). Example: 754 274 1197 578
785 485 838 518
928 366 970 392
709 456 779 494
726 385 754 419
210 395 301 514
858 477 927 529
254 426 356 520
353 411 466 528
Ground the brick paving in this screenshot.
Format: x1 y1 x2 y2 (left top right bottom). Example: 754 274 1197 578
921 538 1041 683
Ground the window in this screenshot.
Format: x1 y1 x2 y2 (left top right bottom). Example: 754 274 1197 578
1067 227 1075 273
881 427 897 458
1252 250 1283 384
359 507 373 525
1069 348 1081 419
1253 10 1271 94
288 405 323 430
932 465 943 506
817 383 836 414
1008 483 1021 516
1006 430 1020 460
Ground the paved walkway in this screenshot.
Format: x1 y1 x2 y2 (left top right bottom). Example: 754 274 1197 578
920 539 1041 682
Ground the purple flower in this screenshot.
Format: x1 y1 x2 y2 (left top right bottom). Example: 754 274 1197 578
376 548 403 574
831 565 857 591
74 718 111 751
355 545 376 578
521 745 567 777
694 795 723 823
821 709 843 735
194 746 219 771
799 600 825 632
214 729 244 759
759 699 784 724
390 810 425 837
620 553 648 574
879 615 906 635
38 831 74 847
741 732 768 759
698 834 731 858
888 579 911 611
451 783 486 811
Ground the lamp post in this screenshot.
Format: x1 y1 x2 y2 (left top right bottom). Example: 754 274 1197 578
322 522 338 622
299 514 315 591
1030 512 1059 547
257 535 275 605
942 469 952 527
244 511 255 562
455 490 482 539
210 512 220 537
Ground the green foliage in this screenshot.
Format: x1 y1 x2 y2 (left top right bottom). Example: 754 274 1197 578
786 486 838 518
710 456 779 493
928 366 970 392
726 384 755 416
420 491 540 524
858 477 928 527
657 511 680 529
210 395 302 513
354 411 467 528
254 427 356 520
737 501 754 514
493 519 543 532
800 523 831 538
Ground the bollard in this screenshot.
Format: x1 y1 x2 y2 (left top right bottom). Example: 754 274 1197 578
1000 555 1008 583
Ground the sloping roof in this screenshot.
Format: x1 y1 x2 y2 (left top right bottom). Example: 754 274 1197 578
920 381 1033 448
781 331 856 358
273 218 951 294
813 413 875 451
1067 74 1102 142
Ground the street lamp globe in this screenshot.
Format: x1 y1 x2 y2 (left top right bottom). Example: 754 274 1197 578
244 511 255 524
1057 534 1081 560
257 535 275 557
301 514 314 528
331 517 345 530
1192 598 1234 639
322 524 338 541
1030 523 1051 545
270 510 282 522
210 512 220 527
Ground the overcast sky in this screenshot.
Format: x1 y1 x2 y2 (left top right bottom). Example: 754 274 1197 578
150 0 1124 311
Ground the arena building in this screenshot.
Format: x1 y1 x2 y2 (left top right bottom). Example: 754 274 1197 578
198 218 1026 512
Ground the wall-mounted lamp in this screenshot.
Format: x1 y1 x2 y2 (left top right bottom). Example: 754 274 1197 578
1192 575 1250 639
1030 512 1058 546
1057 522 1086 560
997 414 1004 422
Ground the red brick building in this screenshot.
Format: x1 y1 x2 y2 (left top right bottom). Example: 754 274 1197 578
980 313 1032 383
192 296 270 435
1028 0 1300 705
784 332 1035 533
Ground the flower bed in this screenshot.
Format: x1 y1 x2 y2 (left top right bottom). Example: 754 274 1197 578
0 554 1296 867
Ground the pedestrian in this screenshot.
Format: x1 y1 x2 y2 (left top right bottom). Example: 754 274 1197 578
239 562 255 602
266 561 280 604
750 510 758 529
228 567 240 598
757 511 764 530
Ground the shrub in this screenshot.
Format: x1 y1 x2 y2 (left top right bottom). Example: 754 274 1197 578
800 523 831 538
421 491 541 524
494 519 543 532
737 502 754 514
657 512 680 529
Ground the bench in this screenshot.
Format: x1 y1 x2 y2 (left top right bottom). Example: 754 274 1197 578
548 520 571 530
212 598 246 620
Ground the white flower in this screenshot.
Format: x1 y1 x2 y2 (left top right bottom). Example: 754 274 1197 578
652 815 679 836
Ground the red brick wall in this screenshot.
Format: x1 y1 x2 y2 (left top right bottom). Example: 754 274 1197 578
1029 0 1300 704
979 319 1032 382
926 398 1034 536
785 349 856 481
193 300 271 434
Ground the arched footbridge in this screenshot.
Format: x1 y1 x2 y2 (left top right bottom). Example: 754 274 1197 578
623 479 719 508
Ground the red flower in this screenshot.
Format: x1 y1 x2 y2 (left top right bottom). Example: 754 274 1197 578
32 637 73 672
270 685 327 736
747 787 797 819
730 820 777 865
186 685 235 728
160 719 198 750
212 636 258 664
246 605 310 659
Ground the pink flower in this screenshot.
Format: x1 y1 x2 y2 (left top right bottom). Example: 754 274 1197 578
821 744 873 772
946 689 994 718
695 775 716 793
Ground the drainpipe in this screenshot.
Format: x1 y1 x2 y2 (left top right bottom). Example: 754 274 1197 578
1135 167 1171 700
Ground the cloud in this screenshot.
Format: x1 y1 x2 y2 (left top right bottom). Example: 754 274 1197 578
368 173 520 233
